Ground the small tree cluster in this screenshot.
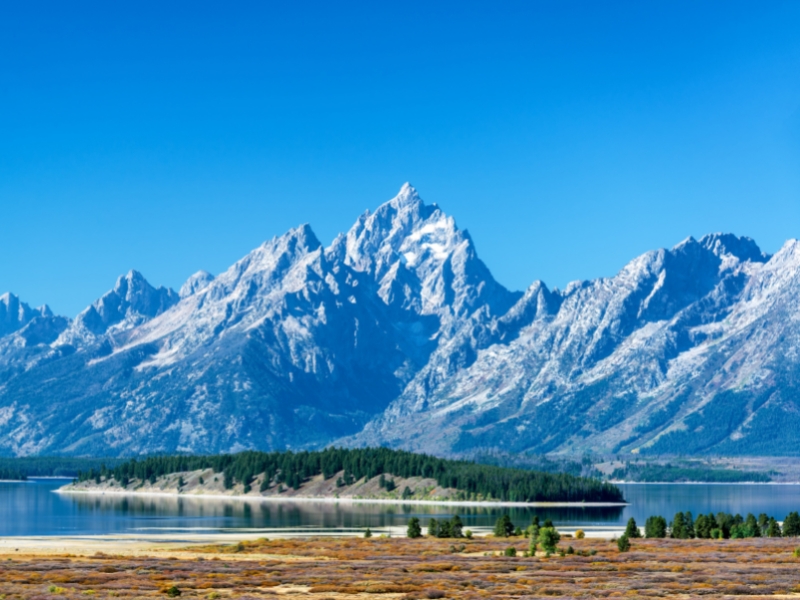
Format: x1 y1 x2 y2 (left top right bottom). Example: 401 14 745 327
378 473 396 492
640 511 796 540
645 515 667 538
538 527 561 553
670 512 695 539
494 515 515 537
428 515 464 538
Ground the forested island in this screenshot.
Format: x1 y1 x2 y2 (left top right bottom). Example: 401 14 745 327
65 448 625 504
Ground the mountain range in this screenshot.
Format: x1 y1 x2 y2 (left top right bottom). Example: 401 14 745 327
1 184 798 457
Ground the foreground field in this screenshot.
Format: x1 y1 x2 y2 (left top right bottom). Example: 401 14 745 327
1 536 800 598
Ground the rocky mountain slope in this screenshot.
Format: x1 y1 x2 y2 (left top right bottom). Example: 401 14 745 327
0 184 798 457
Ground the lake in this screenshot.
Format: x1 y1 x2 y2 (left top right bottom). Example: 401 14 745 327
3 479 800 538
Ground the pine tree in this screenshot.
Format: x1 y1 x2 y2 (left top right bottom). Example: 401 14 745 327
494 515 514 537
645 515 667 538
670 512 687 539
716 513 732 538
407 517 422 539
695 514 710 539
683 512 695 539
783 512 800 537
758 513 769 535
428 518 440 538
625 517 641 538
767 517 782 538
364 527 372 538
450 515 464 539
438 519 453 538
746 513 761 538
617 534 630 552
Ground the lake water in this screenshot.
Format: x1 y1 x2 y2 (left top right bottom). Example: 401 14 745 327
3 479 800 538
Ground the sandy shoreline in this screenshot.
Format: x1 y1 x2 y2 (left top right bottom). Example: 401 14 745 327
0 524 625 556
56 487 628 507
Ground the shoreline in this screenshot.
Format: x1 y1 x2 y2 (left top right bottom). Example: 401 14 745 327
56 487 628 507
611 480 798 485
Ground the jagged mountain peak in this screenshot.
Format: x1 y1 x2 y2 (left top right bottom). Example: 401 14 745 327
123 222 334 362
387 182 427 211
180 270 215 298
106 269 179 315
671 233 769 264
282 222 322 250
336 184 441 274
3 180 799 458
697 232 767 262
219 224 325 291
0 292 54 337
61 270 179 340
331 184 518 321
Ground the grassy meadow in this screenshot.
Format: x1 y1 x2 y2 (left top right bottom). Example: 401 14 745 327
2 534 800 598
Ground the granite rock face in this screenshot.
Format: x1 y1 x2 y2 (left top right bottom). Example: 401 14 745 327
0 185 797 456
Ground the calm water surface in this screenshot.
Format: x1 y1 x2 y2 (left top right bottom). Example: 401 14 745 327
3 479 800 537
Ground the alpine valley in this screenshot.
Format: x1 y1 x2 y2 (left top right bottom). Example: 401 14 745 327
1 184 798 458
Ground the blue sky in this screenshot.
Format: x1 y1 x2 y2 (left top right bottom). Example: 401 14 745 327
1 1 799 316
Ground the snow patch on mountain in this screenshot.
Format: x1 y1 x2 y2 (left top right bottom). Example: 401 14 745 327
0 184 798 457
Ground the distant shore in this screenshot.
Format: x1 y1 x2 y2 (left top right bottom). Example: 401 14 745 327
56 487 627 508
611 480 799 485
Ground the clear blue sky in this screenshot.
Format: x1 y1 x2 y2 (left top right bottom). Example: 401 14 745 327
1 1 798 316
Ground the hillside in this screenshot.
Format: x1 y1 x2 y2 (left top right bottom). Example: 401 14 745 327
0 184 798 456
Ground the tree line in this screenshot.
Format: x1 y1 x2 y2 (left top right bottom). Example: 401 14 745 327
76 447 624 503
0 457 122 478
619 511 800 542
612 511 800 553
407 513 570 557
0 466 26 480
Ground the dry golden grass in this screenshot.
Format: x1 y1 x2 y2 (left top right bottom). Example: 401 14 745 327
1 536 800 598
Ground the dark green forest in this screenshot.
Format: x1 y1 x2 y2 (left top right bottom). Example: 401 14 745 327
0 457 123 479
639 510 800 539
0 465 26 480
77 448 625 503
610 463 772 483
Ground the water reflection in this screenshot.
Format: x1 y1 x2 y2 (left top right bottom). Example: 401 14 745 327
65 490 625 532
6 479 800 537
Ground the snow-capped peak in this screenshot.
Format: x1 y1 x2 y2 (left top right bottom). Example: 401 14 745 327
4 183 800 459
179 270 215 298
698 233 769 263
329 183 518 320
57 270 180 343
390 182 421 207
0 292 54 337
